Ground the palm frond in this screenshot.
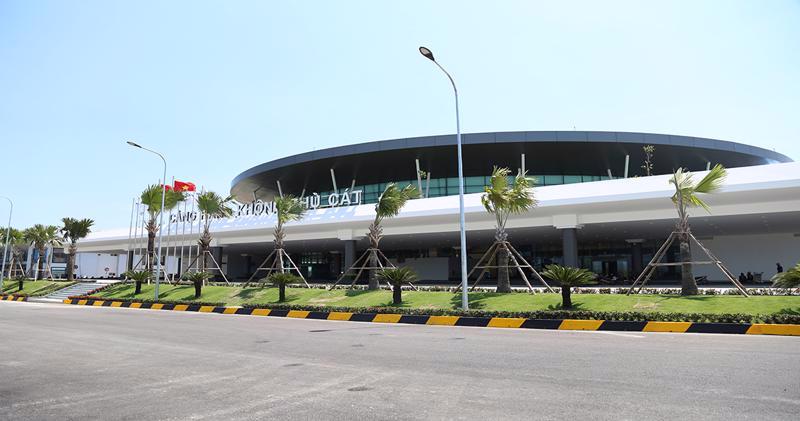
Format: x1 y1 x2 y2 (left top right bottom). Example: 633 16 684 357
771 263 800 289
482 167 536 215
23 224 63 249
375 183 418 221
61 217 94 244
275 195 306 226
693 164 727 194
124 270 151 282
541 264 596 287
140 184 187 215
377 267 418 285
196 191 234 218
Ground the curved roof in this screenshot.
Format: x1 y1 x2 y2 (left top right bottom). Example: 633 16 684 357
231 130 792 200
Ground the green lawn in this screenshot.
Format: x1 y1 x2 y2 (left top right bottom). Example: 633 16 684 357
94 283 800 316
1 280 76 296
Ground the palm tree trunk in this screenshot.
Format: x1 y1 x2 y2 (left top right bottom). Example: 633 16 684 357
67 244 77 281
201 245 208 273
561 286 572 308
194 280 202 298
392 282 402 304
147 230 156 271
679 237 697 295
279 283 286 302
496 246 511 293
33 252 42 281
134 280 142 294
368 253 379 290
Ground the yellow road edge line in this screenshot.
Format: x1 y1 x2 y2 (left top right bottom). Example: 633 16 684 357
372 313 402 323
488 317 526 328
559 319 604 331
427 315 460 326
251 308 271 316
287 310 310 318
223 307 238 315
643 321 692 333
746 323 800 336
327 312 353 321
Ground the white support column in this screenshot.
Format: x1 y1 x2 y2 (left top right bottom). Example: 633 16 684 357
276 181 284 198
607 169 614 179
624 155 630 178
330 169 338 194
521 153 526 174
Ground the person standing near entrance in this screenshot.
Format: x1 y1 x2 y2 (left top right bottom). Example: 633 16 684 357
776 263 784 273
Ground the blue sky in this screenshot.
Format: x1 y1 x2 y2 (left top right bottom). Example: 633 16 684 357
1 0 798 231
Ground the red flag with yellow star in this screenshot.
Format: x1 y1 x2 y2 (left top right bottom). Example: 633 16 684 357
173 181 196 192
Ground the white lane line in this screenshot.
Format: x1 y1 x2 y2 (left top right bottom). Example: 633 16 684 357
591 331 646 338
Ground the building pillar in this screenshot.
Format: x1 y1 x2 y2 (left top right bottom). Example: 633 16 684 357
127 250 134 271
210 246 225 273
561 228 579 267
26 245 34 276
626 239 644 276
343 240 356 272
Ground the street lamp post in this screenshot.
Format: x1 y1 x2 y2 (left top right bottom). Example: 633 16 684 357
419 46 469 311
0 196 12 290
127 141 167 300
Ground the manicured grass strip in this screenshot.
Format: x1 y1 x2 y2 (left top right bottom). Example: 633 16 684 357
1 280 76 296
92 283 800 317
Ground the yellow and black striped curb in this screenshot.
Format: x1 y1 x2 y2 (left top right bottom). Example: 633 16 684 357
62 298 800 336
1 294 28 302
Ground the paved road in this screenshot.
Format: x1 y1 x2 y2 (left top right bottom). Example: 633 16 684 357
1 301 798 420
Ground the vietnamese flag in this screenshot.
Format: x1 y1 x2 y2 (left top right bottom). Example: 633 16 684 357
162 184 172 191
174 180 196 192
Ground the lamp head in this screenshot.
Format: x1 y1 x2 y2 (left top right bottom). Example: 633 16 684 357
419 46 435 61
126 141 142 148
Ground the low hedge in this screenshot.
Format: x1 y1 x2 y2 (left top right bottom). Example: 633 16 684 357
241 302 800 324
68 295 224 307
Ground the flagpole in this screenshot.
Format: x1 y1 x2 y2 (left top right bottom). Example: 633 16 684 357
133 201 142 270
126 197 135 272
187 190 196 271
179 195 188 277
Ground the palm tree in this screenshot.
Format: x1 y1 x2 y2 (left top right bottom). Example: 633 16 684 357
140 184 186 271
364 183 418 290
378 267 417 305
273 195 306 251
541 264 596 309
670 164 727 295
195 191 233 273
481 167 535 292
772 262 800 289
183 271 212 298
60 217 95 281
23 224 62 280
246 195 307 285
265 272 303 302
123 270 151 295
0 227 25 279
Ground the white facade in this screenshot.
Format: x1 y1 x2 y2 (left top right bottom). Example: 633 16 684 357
78 162 800 282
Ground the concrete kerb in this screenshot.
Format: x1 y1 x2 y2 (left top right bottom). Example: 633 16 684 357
61 298 800 337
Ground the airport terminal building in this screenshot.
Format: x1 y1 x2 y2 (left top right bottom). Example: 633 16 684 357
76 131 799 284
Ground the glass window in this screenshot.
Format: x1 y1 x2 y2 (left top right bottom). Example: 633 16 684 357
544 175 563 185
563 175 581 184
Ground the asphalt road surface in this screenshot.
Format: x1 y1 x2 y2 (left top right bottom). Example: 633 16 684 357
1 301 798 420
